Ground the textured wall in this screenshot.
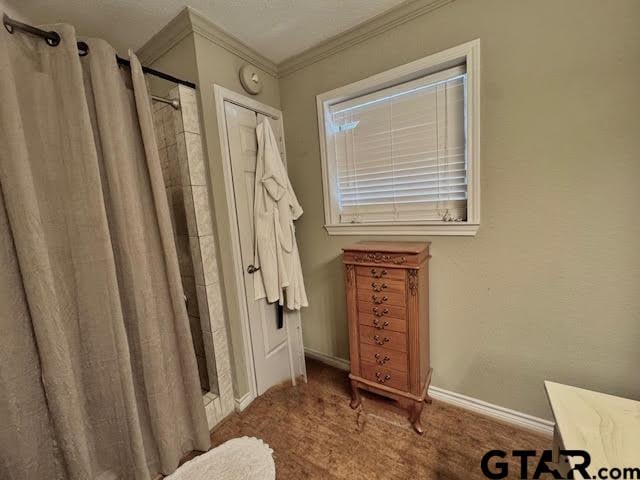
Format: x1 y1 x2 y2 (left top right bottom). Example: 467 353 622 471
279 0 640 419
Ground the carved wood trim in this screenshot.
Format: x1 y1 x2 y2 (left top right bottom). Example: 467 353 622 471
353 252 407 265
345 264 355 286
408 269 418 296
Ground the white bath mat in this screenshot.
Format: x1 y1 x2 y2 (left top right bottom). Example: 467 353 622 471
165 437 275 480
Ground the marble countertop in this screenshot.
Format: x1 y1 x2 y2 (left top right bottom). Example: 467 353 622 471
544 381 640 476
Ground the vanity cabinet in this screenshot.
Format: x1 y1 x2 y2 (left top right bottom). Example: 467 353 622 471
343 241 432 434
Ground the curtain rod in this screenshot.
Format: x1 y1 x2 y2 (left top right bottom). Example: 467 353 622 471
151 94 180 110
2 13 197 90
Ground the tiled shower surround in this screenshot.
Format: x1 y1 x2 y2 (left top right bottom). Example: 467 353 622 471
152 85 234 427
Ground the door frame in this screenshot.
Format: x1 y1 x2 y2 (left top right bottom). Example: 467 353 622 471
213 84 306 410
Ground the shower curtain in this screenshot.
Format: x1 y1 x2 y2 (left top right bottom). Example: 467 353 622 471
0 24 210 480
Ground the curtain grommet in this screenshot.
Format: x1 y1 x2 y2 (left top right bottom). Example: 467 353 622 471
77 41 89 56
45 32 61 47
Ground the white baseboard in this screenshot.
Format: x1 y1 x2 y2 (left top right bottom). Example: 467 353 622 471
305 347 351 371
428 386 554 436
304 348 554 437
234 391 255 412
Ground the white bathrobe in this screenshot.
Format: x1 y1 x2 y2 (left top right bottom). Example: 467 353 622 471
253 118 308 310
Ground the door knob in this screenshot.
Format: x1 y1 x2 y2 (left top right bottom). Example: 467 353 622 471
247 264 261 274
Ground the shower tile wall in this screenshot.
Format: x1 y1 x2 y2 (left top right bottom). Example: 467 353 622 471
153 96 210 392
152 85 235 426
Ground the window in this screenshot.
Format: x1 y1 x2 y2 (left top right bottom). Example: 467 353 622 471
317 40 480 236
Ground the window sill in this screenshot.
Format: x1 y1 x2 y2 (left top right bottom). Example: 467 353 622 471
324 223 479 236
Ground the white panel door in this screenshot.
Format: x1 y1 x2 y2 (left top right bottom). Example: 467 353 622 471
224 101 294 395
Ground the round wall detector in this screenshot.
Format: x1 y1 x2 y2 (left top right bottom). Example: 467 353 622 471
239 64 263 95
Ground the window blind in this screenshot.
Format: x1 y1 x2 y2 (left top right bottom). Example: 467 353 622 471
329 65 467 223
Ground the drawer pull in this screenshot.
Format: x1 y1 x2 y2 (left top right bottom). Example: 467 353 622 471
371 294 388 304
370 268 387 278
373 334 389 346
372 318 390 329
373 307 389 317
375 372 391 384
374 353 390 365
371 282 388 292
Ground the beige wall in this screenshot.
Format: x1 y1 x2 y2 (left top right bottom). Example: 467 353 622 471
279 0 640 419
0 1 29 22
146 33 199 97
191 32 281 399
144 0 640 419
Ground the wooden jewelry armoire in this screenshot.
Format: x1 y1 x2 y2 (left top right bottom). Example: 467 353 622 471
343 241 432 434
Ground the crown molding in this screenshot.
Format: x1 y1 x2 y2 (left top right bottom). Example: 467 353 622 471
188 8 278 77
136 7 193 65
137 7 278 77
138 1 454 79
277 0 455 78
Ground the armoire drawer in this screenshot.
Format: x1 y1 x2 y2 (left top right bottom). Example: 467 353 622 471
355 266 405 281
360 362 408 391
357 301 406 319
358 313 407 333
359 343 408 373
356 289 406 307
356 276 405 295
359 325 407 353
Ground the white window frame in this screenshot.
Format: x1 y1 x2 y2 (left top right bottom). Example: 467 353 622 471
316 39 480 236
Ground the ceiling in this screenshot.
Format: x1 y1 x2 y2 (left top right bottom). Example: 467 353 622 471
7 0 407 63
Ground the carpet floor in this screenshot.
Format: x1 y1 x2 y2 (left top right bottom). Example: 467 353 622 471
209 359 552 479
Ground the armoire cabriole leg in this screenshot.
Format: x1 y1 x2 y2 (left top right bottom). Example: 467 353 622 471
411 400 425 434
350 380 361 409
